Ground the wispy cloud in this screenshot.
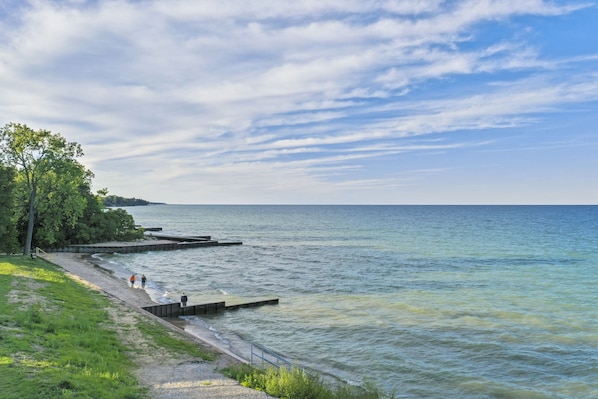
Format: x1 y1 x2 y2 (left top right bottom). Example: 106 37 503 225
0 0 596 203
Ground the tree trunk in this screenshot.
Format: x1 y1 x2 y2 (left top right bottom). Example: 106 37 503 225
24 185 36 256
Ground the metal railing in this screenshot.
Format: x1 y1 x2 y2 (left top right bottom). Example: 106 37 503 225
250 342 291 370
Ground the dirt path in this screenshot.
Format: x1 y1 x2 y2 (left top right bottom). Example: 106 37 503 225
47 252 271 399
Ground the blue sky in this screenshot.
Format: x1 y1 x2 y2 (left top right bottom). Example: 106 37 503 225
1 0 597 204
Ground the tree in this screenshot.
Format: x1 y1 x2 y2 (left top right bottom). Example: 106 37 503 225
57 188 143 246
1 123 144 251
0 164 18 253
102 195 150 207
28 159 91 247
0 123 83 255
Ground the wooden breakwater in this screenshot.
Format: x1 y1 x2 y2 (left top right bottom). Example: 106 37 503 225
145 233 212 242
60 231 242 254
225 298 280 311
66 240 241 254
142 301 226 317
142 298 279 318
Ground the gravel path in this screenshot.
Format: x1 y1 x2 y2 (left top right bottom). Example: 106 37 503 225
47 252 272 399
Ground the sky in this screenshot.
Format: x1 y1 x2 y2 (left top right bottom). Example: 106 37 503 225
1 0 597 205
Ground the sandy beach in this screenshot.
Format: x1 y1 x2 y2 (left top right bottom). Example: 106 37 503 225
47 252 272 399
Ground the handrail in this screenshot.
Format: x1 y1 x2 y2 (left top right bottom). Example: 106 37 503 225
250 342 291 370
35 247 53 260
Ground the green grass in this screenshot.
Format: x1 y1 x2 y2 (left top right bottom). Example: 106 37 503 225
0 255 212 398
221 364 396 399
135 319 215 360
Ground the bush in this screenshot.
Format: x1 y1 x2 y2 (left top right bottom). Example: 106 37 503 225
222 364 395 399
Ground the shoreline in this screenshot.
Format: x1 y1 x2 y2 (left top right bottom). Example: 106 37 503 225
72 251 253 363
50 252 248 361
49 252 157 307
45 252 271 399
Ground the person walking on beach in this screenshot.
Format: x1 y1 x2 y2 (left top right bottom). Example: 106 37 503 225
181 293 188 307
130 274 136 288
141 274 146 288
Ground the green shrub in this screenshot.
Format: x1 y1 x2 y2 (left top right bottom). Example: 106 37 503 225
222 363 395 399
222 362 260 381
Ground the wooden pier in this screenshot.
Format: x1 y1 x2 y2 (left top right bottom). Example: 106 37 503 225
142 298 279 318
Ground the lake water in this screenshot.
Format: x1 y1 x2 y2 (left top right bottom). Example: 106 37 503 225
97 205 598 398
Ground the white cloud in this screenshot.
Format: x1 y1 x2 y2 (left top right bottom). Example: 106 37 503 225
0 0 596 203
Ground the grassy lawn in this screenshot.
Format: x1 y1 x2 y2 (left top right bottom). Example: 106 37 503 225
0 255 212 399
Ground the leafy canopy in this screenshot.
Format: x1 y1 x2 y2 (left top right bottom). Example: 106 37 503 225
0 123 143 251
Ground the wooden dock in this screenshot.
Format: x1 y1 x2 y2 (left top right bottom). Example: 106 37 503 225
142 298 279 318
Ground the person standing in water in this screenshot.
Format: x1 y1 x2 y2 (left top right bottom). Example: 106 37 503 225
130 274 136 287
141 274 147 288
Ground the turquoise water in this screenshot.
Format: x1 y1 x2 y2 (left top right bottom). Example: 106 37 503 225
104 205 598 398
